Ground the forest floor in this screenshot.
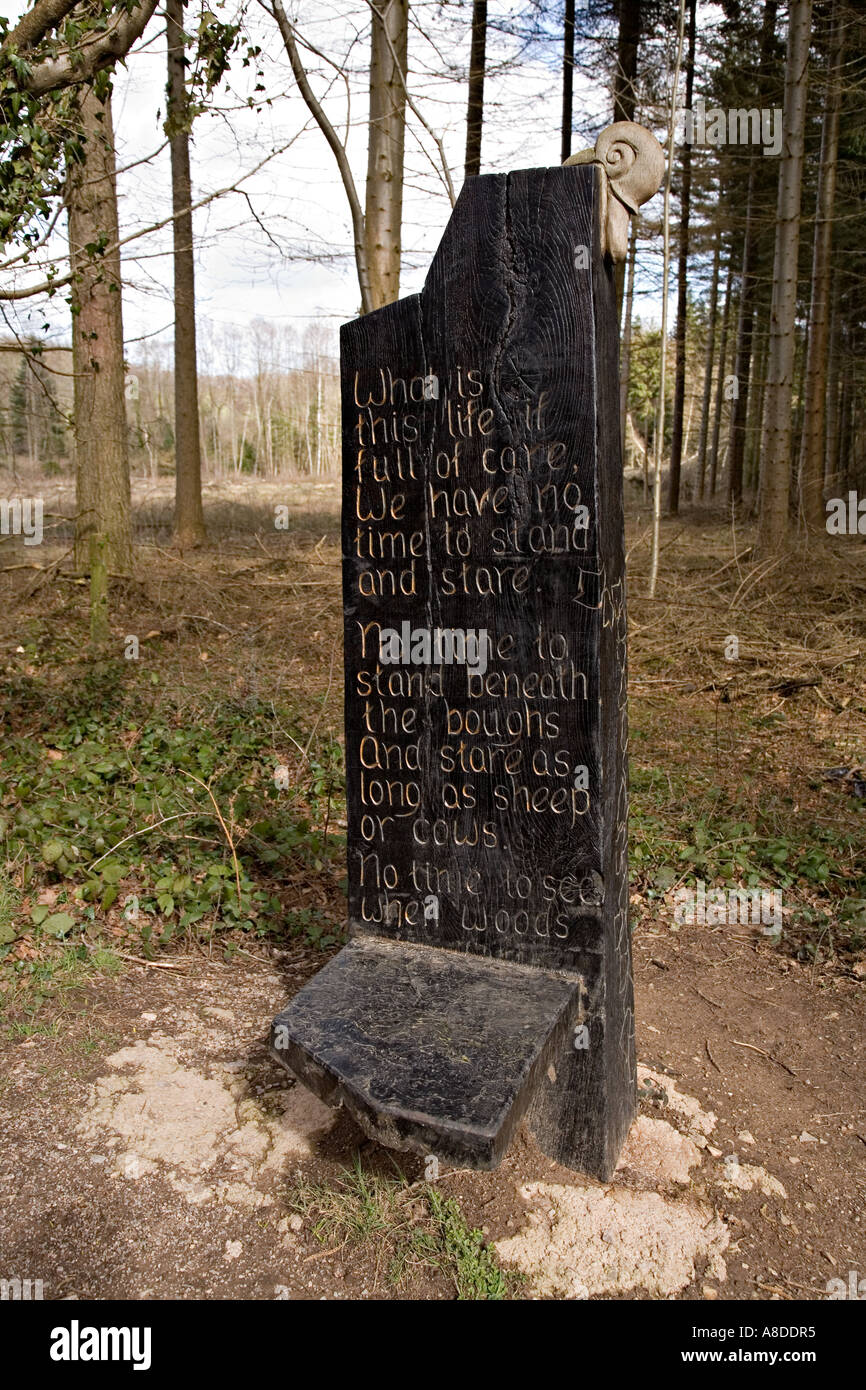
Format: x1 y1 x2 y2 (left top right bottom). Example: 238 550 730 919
0 473 864 1301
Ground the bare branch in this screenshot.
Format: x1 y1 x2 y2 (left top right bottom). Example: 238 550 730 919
0 136 302 301
263 0 372 314
17 0 160 97
3 0 81 55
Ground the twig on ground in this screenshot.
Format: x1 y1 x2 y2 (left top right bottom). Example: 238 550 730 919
187 775 243 910
731 1039 799 1077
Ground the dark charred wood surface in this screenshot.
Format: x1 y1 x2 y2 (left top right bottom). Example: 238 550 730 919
272 163 634 1179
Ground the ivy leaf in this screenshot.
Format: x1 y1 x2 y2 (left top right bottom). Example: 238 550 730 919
41 911 75 937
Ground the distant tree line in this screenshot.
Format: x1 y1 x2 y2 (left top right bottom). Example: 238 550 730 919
0 323 340 479
2 0 865 637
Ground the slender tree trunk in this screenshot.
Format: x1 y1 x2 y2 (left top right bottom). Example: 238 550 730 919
727 164 758 507
561 0 575 163
798 0 843 531
791 328 808 487
759 0 812 547
729 0 778 507
315 365 323 474
696 239 720 499
824 280 841 488
27 380 38 469
744 312 768 499
648 0 685 598
708 257 734 497
271 0 373 311
667 0 696 514
619 216 637 453
683 384 695 468
613 0 641 122
167 0 207 548
365 0 409 309
642 415 649 500
836 357 852 486
612 0 641 311
67 87 132 576
465 0 487 178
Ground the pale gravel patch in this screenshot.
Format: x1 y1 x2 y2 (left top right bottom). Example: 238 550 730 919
616 1114 704 1185
497 1074 732 1298
638 1064 718 1139
76 1030 334 1208
496 1181 730 1299
716 1161 788 1200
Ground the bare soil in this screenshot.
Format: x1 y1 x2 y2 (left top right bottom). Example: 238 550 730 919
0 475 863 1300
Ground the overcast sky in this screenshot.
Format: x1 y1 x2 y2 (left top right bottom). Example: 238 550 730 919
4 1 672 373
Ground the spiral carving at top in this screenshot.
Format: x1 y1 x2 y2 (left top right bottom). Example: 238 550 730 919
563 120 664 262
595 122 665 216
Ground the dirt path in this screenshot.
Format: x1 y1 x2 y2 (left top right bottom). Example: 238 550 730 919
1 925 861 1301
1 492 863 1298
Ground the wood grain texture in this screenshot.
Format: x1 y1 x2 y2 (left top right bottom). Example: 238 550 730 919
272 162 634 1180
270 937 580 1167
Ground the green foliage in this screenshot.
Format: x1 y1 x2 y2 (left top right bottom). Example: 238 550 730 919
164 6 258 137
0 3 255 253
626 319 673 438
0 660 346 958
631 764 864 893
0 871 20 945
424 1188 510 1300
630 758 866 960
0 48 79 246
287 1160 515 1299
0 941 123 1039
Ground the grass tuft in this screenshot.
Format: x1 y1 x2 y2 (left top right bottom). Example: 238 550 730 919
286 1158 516 1299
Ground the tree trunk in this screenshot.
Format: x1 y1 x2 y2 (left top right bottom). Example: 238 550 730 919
612 0 641 311
613 0 641 123
696 238 720 499
683 386 695 467
729 0 779 508
619 216 637 454
708 256 734 497
824 279 841 489
791 327 808 489
798 0 843 531
561 0 575 163
759 0 812 547
666 0 696 514
67 86 132 576
167 0 207 548
836 358 852 487
648 0 686 599
744 312 766 499
365 0 409 309
727 164 758 507
465 0 487 178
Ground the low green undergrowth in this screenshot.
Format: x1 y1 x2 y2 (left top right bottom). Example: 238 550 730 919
286 1159 516 1299
0 661 346 966
630 762 866 960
